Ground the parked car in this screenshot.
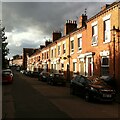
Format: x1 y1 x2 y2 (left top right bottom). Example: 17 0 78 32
47 73 66 86
2 69 13 84
30 71 39 78
20 70 25 74
70 75 116 102
16 66 21 71
25 70 31 76
38 71 50 82
100 76 116 89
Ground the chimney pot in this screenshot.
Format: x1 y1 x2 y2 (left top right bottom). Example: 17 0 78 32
64 19 77 35
52 32 62 42
101 4 110 11
78 14 87 28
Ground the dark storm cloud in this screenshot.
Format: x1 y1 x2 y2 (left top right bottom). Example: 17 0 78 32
3 2 107 34
21 39 40 48
2 1 115 58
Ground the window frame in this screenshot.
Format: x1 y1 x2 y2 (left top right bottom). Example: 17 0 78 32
71 40 74 53
63 43 66 54
51 49 54 58
92 24 98 45
101 56 109 67
104 19 110 43
58 45 61 55
78 37 82 51
103 14 111 43
54 48 56 57
101 56 109 76
47 51 49 59
73 62 77 73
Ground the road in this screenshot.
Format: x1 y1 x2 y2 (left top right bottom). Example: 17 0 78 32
2 69 120 119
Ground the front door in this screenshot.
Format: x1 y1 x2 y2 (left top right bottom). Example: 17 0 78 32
80 61 84 75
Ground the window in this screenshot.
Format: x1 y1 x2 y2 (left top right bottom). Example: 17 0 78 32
38 56 40 61
54 64 56 70
71 40 74 52
61 63 64 68
78 37 82 51
104 19 110 43
101 57 109 75
61 63 64 71
42 53 44 59
54 48 56 57
51 49 53 58
92 24 98 45
101 57 109 67
73 62 76 72
58 45 60 55
44 52 46 59
47 51 49 59
63 43 66 54
51 64 53 70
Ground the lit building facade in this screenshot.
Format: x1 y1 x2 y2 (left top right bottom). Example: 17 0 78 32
27 1 120 88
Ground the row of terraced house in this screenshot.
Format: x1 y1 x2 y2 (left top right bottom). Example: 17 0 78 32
22 1 120 89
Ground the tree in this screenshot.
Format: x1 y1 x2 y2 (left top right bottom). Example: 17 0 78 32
0 25 9 68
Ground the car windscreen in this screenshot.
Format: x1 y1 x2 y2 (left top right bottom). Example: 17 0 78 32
76 76 91 84
55 74 64 77
55 74 60 77
91 80 107 85
2 71 11 75
43 73 50 76
2 71 11 74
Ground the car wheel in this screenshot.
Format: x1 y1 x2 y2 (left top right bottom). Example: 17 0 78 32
50 81 54 86
47 80 50 84
85 92 90 102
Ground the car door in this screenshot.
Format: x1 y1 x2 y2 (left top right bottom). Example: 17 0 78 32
73 76 84 95
78 76 87 95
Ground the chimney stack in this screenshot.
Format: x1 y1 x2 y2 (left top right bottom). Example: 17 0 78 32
64 20 77 35
45 40 52 47
52 31 62 42
40 45 45 49
101 4 110 11
78 14 87 28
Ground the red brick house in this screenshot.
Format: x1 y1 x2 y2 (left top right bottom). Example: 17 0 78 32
27 1 120 89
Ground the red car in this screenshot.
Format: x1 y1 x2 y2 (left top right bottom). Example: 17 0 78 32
2 69 13 84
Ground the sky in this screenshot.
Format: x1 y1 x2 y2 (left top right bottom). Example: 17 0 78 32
1 0 117 59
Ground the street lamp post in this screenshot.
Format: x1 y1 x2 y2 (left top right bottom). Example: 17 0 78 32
117 27 120 89
113 26 116 79
66 34 71 82
111 26 120 79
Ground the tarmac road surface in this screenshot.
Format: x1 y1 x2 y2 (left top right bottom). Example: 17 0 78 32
2 69 120 119
2 70 70 119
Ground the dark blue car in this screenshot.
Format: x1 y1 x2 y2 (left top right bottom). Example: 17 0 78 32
47 73 66 86
38 71 50 82
70 75 116 102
